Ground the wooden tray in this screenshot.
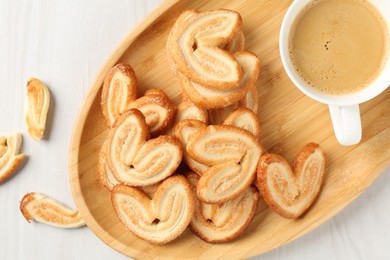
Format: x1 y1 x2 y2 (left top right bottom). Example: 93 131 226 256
68 0 390 259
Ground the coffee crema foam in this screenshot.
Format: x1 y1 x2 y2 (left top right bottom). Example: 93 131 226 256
289 0 389 95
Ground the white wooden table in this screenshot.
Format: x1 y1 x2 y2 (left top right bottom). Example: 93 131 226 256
1 1 389 259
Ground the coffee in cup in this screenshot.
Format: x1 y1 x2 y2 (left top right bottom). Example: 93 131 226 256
289 0 389 96
280 0 390 146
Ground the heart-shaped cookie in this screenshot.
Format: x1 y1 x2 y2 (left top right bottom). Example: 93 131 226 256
187 172 259 243
167 9 243 89
187 125 264 204
106 109 183 186
111 175 195 244
257 143 326 218
0 134 26 183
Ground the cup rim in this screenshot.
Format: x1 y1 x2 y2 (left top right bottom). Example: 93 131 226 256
279 0 390 107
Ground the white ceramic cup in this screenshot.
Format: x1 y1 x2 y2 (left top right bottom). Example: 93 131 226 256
279 0 390 146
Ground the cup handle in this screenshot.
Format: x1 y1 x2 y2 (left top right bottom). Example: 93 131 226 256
328 105 362 146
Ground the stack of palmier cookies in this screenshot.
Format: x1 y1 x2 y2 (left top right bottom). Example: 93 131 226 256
167 9 264 243
98 9 327 245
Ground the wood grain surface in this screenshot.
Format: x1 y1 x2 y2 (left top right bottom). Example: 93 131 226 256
67 0 390 259
69 0 390 259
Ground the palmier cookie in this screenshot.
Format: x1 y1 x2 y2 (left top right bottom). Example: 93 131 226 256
187 172 259 243
101 63 138 127
174 119 209 176
187 125 264 204
167 9 243 89
208 84 258 124
257 143 326 218
0 134 26 183
20 192 85 228
179 51 260 109
106 109 182 186
25 78 50 140
111 175 195 244
223 107 261 140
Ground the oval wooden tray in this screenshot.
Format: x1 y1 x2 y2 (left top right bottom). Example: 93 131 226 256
68 0 390 259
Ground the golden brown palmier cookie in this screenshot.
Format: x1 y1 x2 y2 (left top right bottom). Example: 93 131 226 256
174 119 209 176
187 172 259 243
187 125 264 204
111 175 195 244
0 134 26 183
128 88 176 136
25 78 50 140
208 84 258 124
179 51 260 109
106 109 182 186
101 63 138 127
20 192 85 228
257 143 326 218
98 139 120 190
223 107 261 140
167 9 243 89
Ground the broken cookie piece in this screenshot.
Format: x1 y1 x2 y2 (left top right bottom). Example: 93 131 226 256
20 192 85 228
0 133 26 183
25 78 50 140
